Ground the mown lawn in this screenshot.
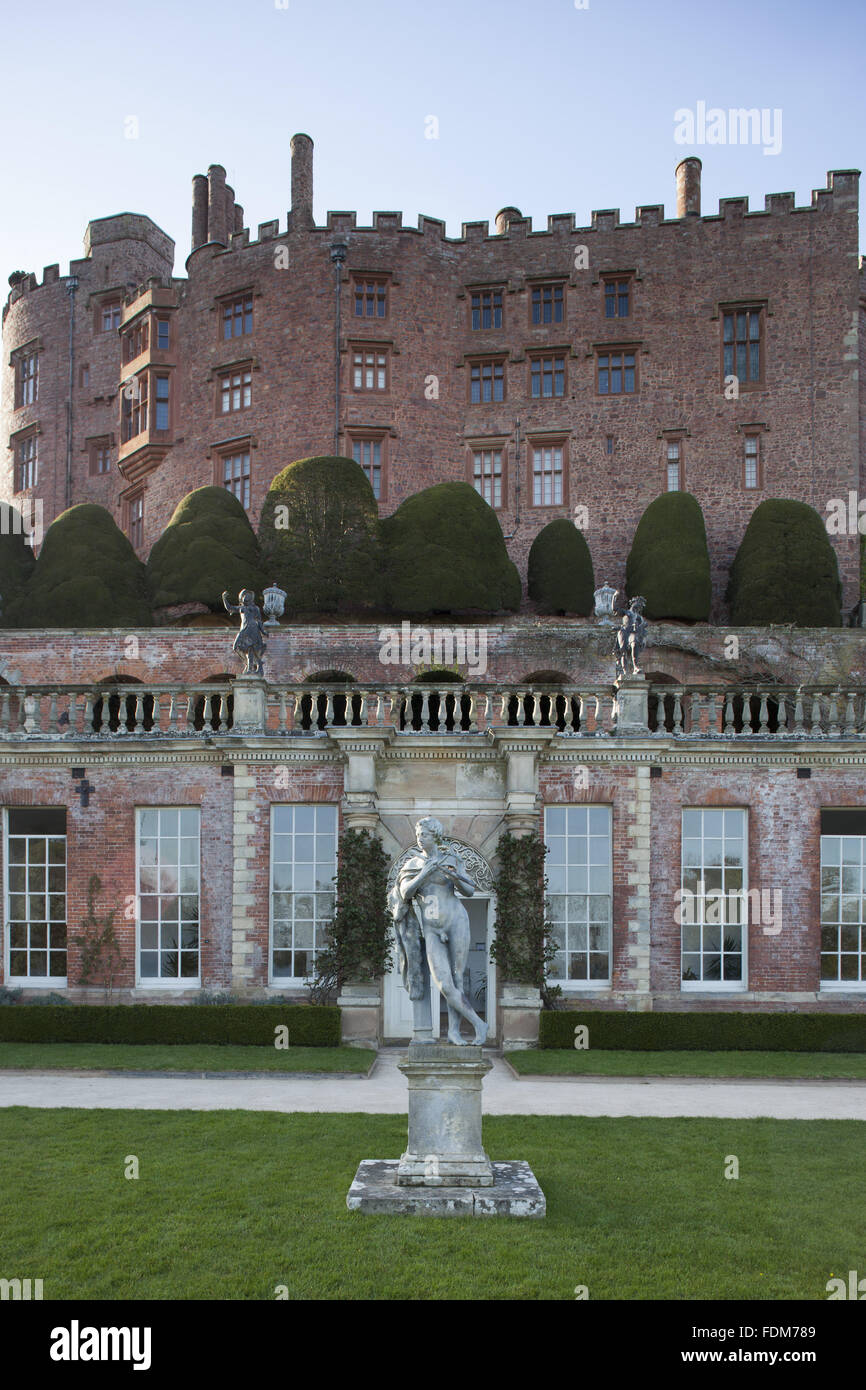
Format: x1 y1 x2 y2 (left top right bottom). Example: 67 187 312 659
505 1049 866 1080
0 1108 862 1300
0 1043 372 1074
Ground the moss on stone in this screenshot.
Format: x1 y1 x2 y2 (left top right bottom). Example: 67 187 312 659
258 456 381 614
0 505 36 626
726 498 842 627
146 486 265 611
626 492 712 621
5 504 151 629
527 519 594 615
381 482 521 613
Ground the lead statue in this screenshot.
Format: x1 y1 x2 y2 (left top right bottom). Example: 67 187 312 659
222 588 267 676
389 817 487 1046
613 591 648 681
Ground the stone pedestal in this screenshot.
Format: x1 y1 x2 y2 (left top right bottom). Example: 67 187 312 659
613 674 648 736
396 1043 493 1187
231 676 267 734
337 980 381 1049
499 984 542 1050
346 1041 546 1217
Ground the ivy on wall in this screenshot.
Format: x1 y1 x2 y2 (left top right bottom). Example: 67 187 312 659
314 827 392 991
490 830 560 1005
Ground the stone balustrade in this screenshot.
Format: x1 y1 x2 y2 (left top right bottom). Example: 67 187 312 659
0 680 864 739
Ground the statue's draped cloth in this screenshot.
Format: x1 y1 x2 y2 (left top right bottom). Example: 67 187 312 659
388 852 429 1001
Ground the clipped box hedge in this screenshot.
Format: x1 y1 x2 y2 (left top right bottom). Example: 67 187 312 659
0 1004 340 1048
539 1010 866 1053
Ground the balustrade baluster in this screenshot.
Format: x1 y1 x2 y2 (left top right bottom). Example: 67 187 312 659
151 693 161 733
810 694 822 736
467 690 478 732
844 692 856 734
672 690 683 733
723 692 735 736
757 692 769 734
793 692 805 735
827 692 840 737
776 694 787 734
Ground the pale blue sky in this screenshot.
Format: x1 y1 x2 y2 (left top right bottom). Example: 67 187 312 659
2 0 863 279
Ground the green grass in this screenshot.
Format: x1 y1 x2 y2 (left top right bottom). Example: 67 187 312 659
0 1108 863 1300
506 1049 866 1080
0 1043 372 1074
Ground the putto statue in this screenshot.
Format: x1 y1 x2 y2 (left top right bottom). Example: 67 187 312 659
613 591 648 681
389 817 487 1046
222 588 267 676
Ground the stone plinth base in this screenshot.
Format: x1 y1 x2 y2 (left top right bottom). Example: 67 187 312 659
232 675 267 733
397 1043 493 1187
499 984 542 1050
337 982 381 1049
347 1160 546 1218
613 674 648 736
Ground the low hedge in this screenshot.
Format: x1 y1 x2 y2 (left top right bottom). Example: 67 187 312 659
0 1003 340 1047
539 1010 866 1053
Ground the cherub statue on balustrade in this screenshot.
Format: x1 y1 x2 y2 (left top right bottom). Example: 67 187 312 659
222 589 267 677
612 592 648 682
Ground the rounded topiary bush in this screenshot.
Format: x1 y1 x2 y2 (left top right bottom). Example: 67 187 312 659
626 492 712 621
381 482 521 613
0 504 36 625
527 519 594 615
259 456 380 614
4 504 151 629
726 499 842 627
146 486 265 611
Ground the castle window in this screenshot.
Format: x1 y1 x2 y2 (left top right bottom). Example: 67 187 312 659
222 450 251 510
605 435 615 455
597 350 636 394
744 434 760 489
100 301 121 333
270 803 337 982
603 277 631 318
666 440 682 491
469 359 505 404
472 449 503 509
530 354 566 400
15 434 38 492
471 289 503 331
126 492 145 550
353 279 387 319
87 437 113 476
137 807 201 984
154 375 170 431
222 294 253 340
156 319 170 350
350 433 386 500
545 805 612 985
79 364 90 389
352 347 389 392
681 808 747 989
6 808 68 985
531 284 564 325
122 374 148 441
722 307 763 386
123 320 149 363
219 368 252 414
531 441 566 506
14 349 38 408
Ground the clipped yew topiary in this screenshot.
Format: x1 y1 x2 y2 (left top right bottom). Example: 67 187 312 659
4 504 151 629
0 504 36 625
146 486 265 611
381 482 521 613
626 492 712 621
727 499 842 627
528 519 594 615
258 456 381 614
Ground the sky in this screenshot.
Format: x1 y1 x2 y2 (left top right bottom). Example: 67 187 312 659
1 0 864 280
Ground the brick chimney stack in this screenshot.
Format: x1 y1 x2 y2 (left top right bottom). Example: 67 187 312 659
291 134 314 230
207 164 228 246
191 174 208 250
676 157 702 217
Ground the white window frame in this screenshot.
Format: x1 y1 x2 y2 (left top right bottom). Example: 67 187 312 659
135 806 201 990
269 803 337 985
3 808 68 989
819 829 866 992
680 807 748 992
544 804 613 991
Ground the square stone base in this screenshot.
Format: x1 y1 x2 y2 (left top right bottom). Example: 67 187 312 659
346 1160 546 1217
